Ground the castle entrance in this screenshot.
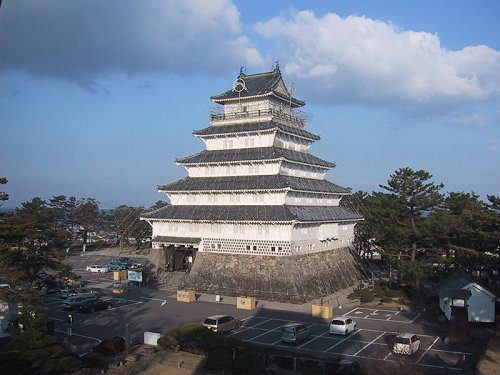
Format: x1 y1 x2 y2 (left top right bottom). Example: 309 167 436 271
163 246 197 272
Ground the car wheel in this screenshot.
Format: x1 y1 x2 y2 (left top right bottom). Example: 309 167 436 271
98 270 101 273
107 304 112 310
236 321 241 329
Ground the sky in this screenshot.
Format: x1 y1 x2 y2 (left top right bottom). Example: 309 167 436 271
0 0 499 209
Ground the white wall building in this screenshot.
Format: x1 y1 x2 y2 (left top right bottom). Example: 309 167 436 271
142 66 362 260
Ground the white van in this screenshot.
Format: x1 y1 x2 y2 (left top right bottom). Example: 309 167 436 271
329 316 357 335
393 333 420 355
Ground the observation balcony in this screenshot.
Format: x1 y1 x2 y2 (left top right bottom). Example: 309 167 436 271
210 107 306 128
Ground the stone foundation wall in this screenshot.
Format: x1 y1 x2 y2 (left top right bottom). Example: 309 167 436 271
179 247 368 303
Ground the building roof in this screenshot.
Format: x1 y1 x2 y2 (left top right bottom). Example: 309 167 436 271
193 121 320 141
176 147 335 168
158 175 351 194
151 236 201 246
210 66 305 107
437 288 472 300
142 205 363 223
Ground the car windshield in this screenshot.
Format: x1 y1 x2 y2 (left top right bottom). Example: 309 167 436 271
283 326 296 333
204 319 217 325
395 337 411 344
331 320 345 325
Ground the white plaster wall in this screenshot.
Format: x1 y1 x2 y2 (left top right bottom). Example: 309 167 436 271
204 133 275 151
280 163 326 180
152 220 292 242
169 192 286 205
467 284 495 322
184 162 281 177
285 194 340 206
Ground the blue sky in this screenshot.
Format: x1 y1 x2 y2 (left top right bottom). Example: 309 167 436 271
1 0 499 209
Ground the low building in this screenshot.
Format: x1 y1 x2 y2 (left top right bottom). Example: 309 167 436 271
438 272 497 323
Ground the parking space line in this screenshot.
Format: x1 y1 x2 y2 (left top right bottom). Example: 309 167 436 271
248 324 285 342
343 307 358 316
409 312 421 323
297 330 330 349
417 336 440 364
324 329 362 352
353 332 386 356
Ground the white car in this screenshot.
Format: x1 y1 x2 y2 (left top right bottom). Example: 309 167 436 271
329 316 357 335
393 333 420 355
86 265 109 273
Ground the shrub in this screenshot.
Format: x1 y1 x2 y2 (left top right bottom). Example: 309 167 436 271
347 290 360 300
157 334 180 350
381 296 393 303
205 348 233 371
373 285 387 298
360 289 375 303
92 336 125 355
386 288 401 298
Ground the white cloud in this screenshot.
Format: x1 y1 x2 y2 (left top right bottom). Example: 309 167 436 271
254 11 500 107
0 0 263 89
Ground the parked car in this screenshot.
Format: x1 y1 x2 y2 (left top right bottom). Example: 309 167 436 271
86 265 109 273
77 298 113 313
281 323 310 344
61 295 97 310
125 260 142 269
329 316 357 335
393 333 421 355
108 261 127 271
203 315 241 334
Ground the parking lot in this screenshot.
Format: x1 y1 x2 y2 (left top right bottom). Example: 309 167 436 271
50 251 477 373
228 311 471 373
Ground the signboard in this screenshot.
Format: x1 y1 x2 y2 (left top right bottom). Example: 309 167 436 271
127 271 143 282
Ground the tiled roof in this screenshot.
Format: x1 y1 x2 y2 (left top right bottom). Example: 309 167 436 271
211 67 305 107
158 175 351 194
152 236 201 245
192 121 320 141
176 147 335 168
142 205 363 222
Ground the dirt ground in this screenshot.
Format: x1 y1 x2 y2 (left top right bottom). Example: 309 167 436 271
103 348 208 375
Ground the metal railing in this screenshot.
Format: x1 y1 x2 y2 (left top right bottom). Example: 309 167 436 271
210 107 306 127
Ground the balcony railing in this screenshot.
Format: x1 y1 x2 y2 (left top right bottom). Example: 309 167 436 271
210 107 306 128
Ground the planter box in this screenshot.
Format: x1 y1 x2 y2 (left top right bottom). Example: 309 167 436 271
176 290 196 302
237 296 256 310
311 304 333 319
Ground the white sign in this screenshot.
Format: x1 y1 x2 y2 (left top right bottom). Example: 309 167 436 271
127 271 143 282
144 331 162 346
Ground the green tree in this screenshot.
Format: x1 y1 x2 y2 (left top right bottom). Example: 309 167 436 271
114 205 151 249
380 167 444 261
73 198 100 251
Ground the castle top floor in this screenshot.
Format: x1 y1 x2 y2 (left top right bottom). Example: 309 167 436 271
210 65 306 128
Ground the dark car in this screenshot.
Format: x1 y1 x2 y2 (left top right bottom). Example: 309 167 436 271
61 295 97 310
108 261 127 271
77 298 113 313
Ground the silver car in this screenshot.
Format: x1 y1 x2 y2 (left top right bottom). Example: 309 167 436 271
281 323 310 344
203 315 241 334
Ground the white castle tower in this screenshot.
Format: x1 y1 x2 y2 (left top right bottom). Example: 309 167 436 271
142 65 364 301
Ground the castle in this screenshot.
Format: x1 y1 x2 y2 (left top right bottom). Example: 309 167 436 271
142 65 366 302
